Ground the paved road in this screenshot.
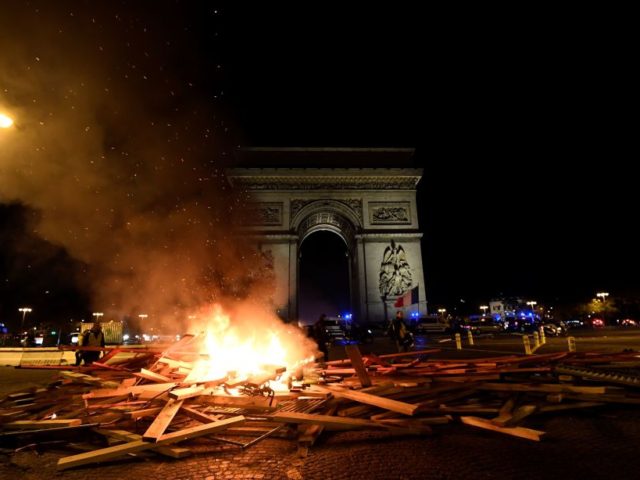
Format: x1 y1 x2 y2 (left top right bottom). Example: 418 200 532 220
1 329 640 479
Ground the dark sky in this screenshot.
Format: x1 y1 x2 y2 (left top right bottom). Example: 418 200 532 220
220 4 637 308
1 2 637 327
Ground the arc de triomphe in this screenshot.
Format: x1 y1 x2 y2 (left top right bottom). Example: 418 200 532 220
227 148 426 324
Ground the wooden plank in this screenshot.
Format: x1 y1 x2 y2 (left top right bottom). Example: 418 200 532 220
134 368 173 383
298 404 337 446
157 415 245 442
94 429 191 458
157 357 193 370
4 419 82 429
538 402 604 413
168 385 206 400
142 399 184 441
270 412 426 434
460 416 544 441
477 383 607 395
195 394 278 411
345 344 372 387
82 382 177 400
316 386 418 416
180 406 222 423
504 405 538 426
491 397 517 427
57 416 245 470
126 407 163 419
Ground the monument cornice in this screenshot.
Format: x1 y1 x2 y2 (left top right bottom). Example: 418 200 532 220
227 168 422 190
356 232 424 240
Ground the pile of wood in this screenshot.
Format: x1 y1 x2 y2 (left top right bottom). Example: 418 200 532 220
1 335 640 471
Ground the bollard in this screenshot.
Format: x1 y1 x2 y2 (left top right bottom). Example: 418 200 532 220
533 331 540 349
455 333 462 350
567 336 576 352
467 330 475 346
523 335 532 355
539 326 546 344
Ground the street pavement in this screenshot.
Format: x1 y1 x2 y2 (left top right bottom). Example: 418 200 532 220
1 328 640 479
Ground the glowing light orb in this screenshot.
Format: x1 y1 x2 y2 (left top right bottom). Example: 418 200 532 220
0 113 14 128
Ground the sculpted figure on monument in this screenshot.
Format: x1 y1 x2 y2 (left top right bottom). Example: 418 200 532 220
379 240 412 296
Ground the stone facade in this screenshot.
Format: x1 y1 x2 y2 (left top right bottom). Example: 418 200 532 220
227 151 426 324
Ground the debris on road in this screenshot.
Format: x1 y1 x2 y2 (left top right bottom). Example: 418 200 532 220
1 336 639 470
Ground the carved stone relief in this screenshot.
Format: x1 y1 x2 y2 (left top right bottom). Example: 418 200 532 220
291 198 362 221
369 202 411 225
379 240 413 297
247 202 283 225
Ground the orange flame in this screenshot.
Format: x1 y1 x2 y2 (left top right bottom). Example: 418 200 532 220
189 303 316 388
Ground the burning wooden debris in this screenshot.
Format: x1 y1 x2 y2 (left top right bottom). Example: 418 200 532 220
1 334 640 470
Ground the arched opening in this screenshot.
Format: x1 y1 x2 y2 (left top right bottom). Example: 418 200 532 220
298 230 350 325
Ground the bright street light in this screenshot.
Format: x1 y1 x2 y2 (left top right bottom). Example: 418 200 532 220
596 292 610 325
92 312 104 323
479 305 489 316
0 112 13 129
18 307 32 329
138 314 148 320
437 308 446 317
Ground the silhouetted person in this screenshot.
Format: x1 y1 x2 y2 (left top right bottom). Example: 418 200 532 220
74 331 84 366
81 322 105 365
388 310 413 352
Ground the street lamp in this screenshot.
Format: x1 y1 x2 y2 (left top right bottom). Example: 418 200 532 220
596 292 609 324
18 307 32 330
138 314 148 321
0 112 14 129
479 305 488 317
437 308 446 317
92 312 104 323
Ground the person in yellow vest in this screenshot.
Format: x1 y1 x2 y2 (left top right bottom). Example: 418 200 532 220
81 322 105 365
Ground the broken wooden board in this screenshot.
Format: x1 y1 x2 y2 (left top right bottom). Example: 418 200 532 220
460 416 544 441
316 385 418 416
345 344 372 387
3 419 82 429
134 368 173 383
57 415 245 470
142 398 184 441
94 429 191 459
82 382 177 400
194 394 278 411
269 412 428 434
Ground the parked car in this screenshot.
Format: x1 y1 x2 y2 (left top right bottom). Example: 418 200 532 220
620 318 638 327
463 317 504 334
540 321 568 336
415 316 450 334
564 319 585 329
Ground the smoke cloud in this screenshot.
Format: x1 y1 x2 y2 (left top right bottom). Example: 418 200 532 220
0 2 271 331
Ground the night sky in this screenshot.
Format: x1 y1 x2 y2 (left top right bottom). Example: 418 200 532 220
1 2 637 327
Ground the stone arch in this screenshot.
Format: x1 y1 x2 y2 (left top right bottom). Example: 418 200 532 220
227 157 426 324
292 200 361 252
293 201 361 320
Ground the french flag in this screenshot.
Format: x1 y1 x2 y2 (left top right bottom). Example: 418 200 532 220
394 285 419 308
